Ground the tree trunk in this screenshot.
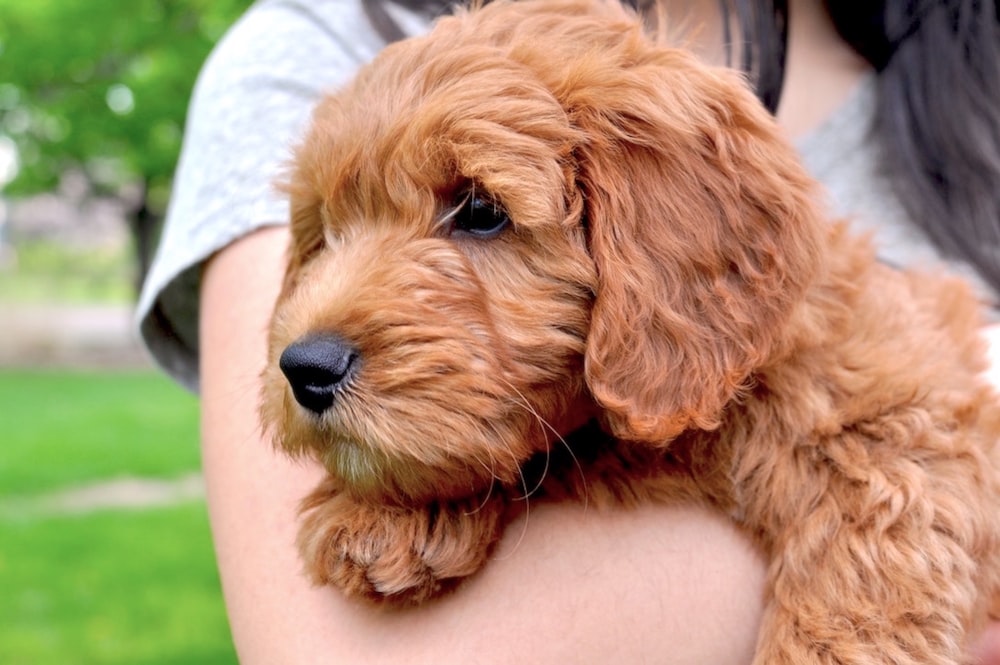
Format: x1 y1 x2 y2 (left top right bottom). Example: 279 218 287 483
126 177 161 297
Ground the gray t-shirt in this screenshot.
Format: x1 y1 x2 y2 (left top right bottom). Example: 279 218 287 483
136 0 998 392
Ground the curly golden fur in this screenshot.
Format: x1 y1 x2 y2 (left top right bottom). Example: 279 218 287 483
260 0 1000 660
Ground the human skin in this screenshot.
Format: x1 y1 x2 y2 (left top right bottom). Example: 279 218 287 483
197 0 1000 662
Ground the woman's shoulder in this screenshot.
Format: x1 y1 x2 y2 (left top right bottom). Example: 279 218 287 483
201 0 388 93
184 0 437 165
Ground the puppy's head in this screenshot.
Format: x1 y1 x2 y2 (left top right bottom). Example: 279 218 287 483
260 0 824 504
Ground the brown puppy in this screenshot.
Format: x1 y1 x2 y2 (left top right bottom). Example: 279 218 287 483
260 0 1000 660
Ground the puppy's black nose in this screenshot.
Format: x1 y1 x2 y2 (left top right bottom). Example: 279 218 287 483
279 334 359 414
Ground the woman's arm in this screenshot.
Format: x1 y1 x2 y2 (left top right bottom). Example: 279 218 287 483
199 226 767 664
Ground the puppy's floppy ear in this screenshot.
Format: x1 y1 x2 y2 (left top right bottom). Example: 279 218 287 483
277 123 332 299
280 182 325 297
564 47 824 442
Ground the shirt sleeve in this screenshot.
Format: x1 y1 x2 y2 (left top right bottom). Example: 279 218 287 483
136 0 428 391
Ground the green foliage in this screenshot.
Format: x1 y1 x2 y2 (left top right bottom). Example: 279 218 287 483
0 370 200 497
0 0 248 206
0 505 237 665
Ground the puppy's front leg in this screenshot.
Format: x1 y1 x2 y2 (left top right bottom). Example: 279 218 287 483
741 427 999 664
297 477 508 605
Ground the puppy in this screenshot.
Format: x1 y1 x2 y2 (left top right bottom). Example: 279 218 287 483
260 0 1000 661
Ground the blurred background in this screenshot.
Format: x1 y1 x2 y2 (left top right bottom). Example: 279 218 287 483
1 1 249 663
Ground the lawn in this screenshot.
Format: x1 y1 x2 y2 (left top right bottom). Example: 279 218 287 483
1 506 236 665
0 370 236 664
0 370 200 497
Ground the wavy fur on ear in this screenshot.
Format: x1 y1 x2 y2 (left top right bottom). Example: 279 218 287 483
551 31 826 441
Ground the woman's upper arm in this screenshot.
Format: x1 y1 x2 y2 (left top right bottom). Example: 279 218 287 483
199 226 340 663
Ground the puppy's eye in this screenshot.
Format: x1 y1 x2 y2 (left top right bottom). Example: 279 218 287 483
450 193 511 239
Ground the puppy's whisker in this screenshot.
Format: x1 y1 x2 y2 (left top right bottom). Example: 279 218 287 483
491 380 552 501
469 449 495 478
509 424 546 502
479 433 533 562
497 377 588 507
475 435 503 488
463 475 497 517
500 432 533 503
490 478 532 564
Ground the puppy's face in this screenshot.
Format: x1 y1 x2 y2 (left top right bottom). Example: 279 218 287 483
261 0 824 504
262 12 597 503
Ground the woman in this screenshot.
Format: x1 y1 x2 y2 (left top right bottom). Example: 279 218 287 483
138 0 1000 661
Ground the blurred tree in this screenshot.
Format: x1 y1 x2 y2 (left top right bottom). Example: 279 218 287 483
0 0 249 291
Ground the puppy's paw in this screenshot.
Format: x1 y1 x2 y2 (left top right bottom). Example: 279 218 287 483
298 481 507 605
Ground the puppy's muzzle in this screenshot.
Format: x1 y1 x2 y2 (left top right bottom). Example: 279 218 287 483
279 334 359 414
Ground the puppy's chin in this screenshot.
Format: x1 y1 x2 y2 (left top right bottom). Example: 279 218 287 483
318 435 491 504
320 437 387 496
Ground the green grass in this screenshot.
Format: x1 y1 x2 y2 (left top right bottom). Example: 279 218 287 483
0 370 200 497
0 240 134 304
0 504 236 665
0 370 235 664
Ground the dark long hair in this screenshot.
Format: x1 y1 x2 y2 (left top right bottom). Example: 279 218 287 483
825 0 1000 294
367 0 1000 295
742 0 1000 292
716 0 788 114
